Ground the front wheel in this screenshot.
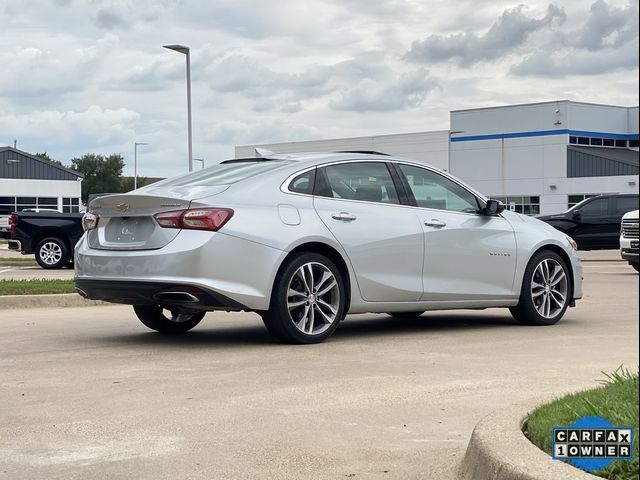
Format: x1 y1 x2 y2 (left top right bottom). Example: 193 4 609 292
133 306 205 334
35 237 69 269
510 250 570 326
261 252 346 344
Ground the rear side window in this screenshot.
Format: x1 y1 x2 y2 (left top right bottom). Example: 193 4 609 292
315 162 400 205
156 160 292 188
288 170 315 194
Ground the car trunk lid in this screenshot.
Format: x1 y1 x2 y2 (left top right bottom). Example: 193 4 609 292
87 194 192 251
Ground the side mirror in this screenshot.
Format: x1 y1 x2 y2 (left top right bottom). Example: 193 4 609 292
484 199 505 216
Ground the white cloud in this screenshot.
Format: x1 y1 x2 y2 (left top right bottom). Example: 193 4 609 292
0 0 636 178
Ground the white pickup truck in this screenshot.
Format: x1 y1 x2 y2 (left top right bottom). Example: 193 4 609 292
0 214 10 239
620 209 639 272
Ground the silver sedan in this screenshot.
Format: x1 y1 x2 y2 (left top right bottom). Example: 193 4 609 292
75 152 582 343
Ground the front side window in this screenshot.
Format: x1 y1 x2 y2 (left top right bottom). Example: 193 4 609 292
398 164 479 213
315 162 400 205
616 196 639 215
578 198 608 217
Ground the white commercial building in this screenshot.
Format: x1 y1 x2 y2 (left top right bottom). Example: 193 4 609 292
236 100 639 215
0 147 83 215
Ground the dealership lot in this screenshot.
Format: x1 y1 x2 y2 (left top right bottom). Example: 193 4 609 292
0 260 637 479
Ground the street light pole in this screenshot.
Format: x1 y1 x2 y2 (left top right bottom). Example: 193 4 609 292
194 158 205 169
134 142 149 190
163 44 193 172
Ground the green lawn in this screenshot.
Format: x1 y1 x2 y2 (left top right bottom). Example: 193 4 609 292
0 257 38 265
527 368 639 480
0 279 76 295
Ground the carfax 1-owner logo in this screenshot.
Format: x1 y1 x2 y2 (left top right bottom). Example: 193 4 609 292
552 416 634 472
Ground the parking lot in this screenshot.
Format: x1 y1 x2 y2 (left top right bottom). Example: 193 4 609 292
0 258 638 479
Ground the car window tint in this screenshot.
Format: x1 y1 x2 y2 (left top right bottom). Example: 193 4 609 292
579 198 608 216
398 164 479 213
616 196 639 215
288 170 315 195
317 162 399 205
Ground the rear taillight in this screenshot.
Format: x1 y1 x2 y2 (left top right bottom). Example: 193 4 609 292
9 214 17 236
82 212 99 231
154 208 234 231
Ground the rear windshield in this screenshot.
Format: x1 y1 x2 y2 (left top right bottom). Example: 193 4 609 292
154 160 292 188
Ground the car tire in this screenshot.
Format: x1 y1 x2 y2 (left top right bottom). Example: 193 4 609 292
35 237 69 269
632 263 640 273
386 311 425 319
133 306 205 334
510 250 571 326
261 252 346 344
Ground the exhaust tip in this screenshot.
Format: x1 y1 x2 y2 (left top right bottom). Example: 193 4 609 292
76 287 88 298
153 291 200 303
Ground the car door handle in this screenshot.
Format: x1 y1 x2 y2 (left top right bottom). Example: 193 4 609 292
331 212 357 221
424 219 446 228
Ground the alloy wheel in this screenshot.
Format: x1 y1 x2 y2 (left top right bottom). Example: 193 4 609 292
286 262 340 335
40 242 63 265
530 258 568 319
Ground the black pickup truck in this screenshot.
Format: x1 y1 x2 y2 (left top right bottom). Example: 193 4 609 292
8 211 84 269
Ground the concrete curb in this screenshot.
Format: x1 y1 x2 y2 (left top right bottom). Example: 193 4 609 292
460 401 601 480
0 293 107 310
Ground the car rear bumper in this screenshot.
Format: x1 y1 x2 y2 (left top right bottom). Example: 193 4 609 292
74 229 286 311
75 279 248 310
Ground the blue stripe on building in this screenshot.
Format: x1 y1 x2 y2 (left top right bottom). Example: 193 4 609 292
451 129 640 142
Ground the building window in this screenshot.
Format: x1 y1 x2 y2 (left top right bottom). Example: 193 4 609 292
62 197 80 213
569 136 636 148
568 194 597 209
491 195 540 215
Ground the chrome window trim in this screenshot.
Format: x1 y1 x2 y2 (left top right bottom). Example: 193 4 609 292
280 158 490 215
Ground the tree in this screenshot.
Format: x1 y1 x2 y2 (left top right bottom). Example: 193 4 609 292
34 152 64 167
120 176 150 192
71 153 126 203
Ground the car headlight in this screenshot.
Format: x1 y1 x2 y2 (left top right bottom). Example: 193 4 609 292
566 236 578 251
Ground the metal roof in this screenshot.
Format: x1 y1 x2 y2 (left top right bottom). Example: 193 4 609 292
0 147 83 181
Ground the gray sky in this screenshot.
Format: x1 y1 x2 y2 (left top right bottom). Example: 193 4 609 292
1 0 638 177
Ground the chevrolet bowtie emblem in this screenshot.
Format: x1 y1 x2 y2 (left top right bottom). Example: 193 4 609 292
116 203 129 212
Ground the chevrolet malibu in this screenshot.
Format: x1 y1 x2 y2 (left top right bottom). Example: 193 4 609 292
75 152 582 344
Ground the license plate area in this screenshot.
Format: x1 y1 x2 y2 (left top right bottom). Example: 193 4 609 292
104 217 155 244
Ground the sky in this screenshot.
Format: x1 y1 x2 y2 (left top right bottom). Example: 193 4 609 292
0 0 638 178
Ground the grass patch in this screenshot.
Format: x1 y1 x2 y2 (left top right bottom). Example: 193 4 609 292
0 257 38 265
527 367 639 479
0 279 76 295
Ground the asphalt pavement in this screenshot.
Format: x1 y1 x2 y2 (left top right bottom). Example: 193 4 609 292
0 257 638 480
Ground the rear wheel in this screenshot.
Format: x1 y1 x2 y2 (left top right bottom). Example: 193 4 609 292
510 250 570 326
386 311 425 319
35 237 69 269
261 252 346 344
133 306 205 334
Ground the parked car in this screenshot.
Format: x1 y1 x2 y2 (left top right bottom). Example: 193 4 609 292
75 152 583 344
620 210 639 272
0 214 9 239
537 194 639 250
8 211 84 269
